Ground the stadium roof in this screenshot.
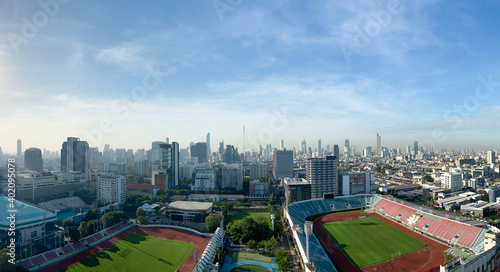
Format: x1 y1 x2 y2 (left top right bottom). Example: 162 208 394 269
38 196 87 211
168 201 212 212
0 196 56 229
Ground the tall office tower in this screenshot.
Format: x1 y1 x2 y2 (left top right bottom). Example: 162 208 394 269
250 162 267 180
333 144 340 158
414 141 419 156
318 139 322 156
279 139 284 150
406 145 411 155
159 142 179 188
115 148 126 163
301 140 307 155
441 172 462 193
259 145 263 157
61 137 90 180
0 147 3 162
206 133 211 159
273 150 294 179
25 147 43 172
97 175 126 205
224 145 240 163
363 149 368 158
326 144 330 152
306 156 339 199
219 141 225 158
376 133 381 156
487 151 496 165
103 144 111 163
190 142 208 163
344 139 350 157
89 147 101 169
17 139 22 164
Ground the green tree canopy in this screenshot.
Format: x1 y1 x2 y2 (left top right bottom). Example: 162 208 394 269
205 213 222 232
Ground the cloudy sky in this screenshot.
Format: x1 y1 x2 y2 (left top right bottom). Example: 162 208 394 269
1 0 500 154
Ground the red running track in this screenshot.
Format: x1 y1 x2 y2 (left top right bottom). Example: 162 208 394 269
40 227 210 272
314 212 449 272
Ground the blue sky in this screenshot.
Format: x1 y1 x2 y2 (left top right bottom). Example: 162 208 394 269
1 0 500 154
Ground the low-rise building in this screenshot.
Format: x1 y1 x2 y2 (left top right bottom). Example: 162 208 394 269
167 201 213 221
187 194 245 201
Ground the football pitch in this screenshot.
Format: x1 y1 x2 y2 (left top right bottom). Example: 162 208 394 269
322 216 426 268
63 234 194 272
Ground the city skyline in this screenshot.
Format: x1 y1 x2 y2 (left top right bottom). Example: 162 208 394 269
1 1 500 153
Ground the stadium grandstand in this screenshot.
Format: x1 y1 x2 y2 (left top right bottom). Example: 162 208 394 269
285 194 499 272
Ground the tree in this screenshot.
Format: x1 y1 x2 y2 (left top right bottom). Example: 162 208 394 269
277 253 290 272
136 208 146 218
86 220 98 236
54 219 63 227
103 211 128 227
265 237 278 254
205 213 222 232
84 209 99 222
423 174 434 183
63 220 75 228
67 226 80 242
247 240 257 249
0 248 29 272
78 221 88 238
136 216 148 225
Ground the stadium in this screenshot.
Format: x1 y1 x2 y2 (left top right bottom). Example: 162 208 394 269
16 222 224 272
285 194 500 272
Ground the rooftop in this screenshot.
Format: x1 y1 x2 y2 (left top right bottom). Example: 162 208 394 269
0 196 56 226
168 201 213 211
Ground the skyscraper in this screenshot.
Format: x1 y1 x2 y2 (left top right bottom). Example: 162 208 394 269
159 142 179 188
344 139 350 157
487 151 496 165
61 137 90 180
333 144 340 158
306 156 339 198
17 139 22 164
206 133 211 159
280 139 285 150
318 139 322 156
414 141 419 156
25 147 43 172
273 150 294 179
223 145 240 163
190 142 208 163
376 133 381 157
301 139 307 155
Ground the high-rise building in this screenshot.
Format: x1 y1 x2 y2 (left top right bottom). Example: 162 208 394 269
218 141 225 159
159 142 179 188
301 140 307 155
24 147 43 172
250 162 267 180
190 142 208 163
414 141 419 156
273 150 294 179
221 164 243 190
0 147 3 162
344 139 350 157
318 139 322 156
206 133 211 159
376 133 381 157
280 139 285 150
61 137 90 181
487 151 496 165
97 175 126 205
223 145 240 163
306 156 339 198
333 144 339 158
339 172 374 196
17 139 22 165
441 172 462 193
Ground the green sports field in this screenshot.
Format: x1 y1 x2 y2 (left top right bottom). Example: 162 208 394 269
229 264 269 272
228 212 271 225
63 234 194 272
323 216 426 268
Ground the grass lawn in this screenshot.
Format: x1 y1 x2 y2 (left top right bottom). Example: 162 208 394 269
231 251 273 264
228 212 271 225
229 264 269 272
322 216 426 268
63 234 194 272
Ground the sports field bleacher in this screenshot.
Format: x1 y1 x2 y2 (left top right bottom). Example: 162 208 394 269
371 196 488 248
